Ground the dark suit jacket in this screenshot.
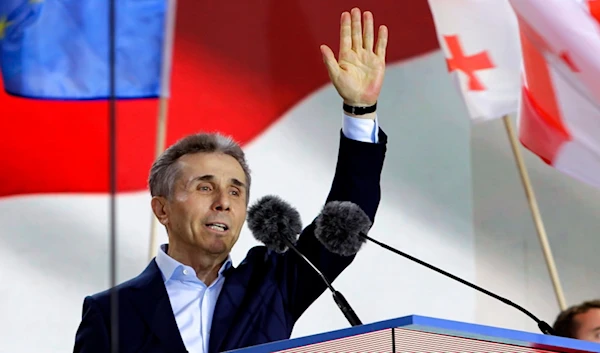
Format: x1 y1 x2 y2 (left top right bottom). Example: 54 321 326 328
73 129 387 353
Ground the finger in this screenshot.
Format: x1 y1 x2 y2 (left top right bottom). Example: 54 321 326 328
339 11 351 54
375 25 388 58
363 11 374 51
351 7 362 51
320 44 340 79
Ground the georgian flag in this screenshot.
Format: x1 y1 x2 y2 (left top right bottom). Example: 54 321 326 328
510 0 600 190
427 0 600 190
427 0 522 122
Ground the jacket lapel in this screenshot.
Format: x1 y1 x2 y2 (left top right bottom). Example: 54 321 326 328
129 260 188 353
208 258 257 353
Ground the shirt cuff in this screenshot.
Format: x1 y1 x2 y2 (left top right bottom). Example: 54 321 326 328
342 113 379 143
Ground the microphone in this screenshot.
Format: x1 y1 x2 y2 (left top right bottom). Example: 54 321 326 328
314 201 557 336
247 195 363 326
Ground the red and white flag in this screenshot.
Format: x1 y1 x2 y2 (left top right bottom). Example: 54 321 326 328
427 0 522 122
510 0 600 189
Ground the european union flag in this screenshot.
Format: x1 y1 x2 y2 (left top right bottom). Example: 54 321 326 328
0 0 166 99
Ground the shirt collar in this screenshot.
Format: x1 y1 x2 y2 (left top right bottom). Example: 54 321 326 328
155 243 233 283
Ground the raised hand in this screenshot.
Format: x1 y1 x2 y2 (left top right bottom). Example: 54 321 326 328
320 8 388 111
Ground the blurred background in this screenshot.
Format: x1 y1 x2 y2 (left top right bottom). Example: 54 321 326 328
1 1 599 352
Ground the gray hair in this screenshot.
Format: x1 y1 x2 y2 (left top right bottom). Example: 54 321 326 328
148 132 251 201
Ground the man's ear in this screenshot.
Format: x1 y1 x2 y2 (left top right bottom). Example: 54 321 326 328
151 196 169 226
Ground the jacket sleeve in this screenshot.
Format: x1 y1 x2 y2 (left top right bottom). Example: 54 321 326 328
277 128 388 323
73 296 110 353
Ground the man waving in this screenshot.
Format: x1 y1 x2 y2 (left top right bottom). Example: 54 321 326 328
74 7 389 353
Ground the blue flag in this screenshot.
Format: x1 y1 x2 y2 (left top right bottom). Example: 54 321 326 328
0 0 166 100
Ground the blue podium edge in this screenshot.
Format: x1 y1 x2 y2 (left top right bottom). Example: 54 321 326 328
226 315 600 353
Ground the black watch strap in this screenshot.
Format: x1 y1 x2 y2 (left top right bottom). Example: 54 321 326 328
343 102 377 115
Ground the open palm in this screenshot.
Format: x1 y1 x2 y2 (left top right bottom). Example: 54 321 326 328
321 9 388 108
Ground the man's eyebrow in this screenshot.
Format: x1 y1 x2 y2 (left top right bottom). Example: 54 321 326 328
187 175 246 189
231 178 246 189
189 174 213 183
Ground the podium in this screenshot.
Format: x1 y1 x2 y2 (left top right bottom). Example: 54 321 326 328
226 315 600 352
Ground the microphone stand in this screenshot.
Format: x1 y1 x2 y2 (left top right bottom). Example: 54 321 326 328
280 236 362 326
360 233 556 335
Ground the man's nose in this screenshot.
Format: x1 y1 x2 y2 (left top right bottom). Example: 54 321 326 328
212 190 231 211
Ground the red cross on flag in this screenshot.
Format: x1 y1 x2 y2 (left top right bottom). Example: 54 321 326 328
510 0 600 190
427 0 522 122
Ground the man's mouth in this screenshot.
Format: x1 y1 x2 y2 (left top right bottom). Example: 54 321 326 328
206 223 229 232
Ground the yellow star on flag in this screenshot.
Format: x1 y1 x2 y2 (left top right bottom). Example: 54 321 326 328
0 15 13 39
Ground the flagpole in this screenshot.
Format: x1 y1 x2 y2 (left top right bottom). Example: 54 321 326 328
148 98 169 260
148 0 177 261
502 114 567 311
108 0 119 350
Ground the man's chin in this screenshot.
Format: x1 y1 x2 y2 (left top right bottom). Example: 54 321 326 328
194 231 239 256
204 240 232 256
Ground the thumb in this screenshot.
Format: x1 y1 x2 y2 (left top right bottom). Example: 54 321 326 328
320 45 340 79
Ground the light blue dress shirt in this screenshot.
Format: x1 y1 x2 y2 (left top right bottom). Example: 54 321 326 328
155 113 379 353
156 245 233 353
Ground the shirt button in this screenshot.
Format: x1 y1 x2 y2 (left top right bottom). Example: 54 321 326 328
183 269 189 275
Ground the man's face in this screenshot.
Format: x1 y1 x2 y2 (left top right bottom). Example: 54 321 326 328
573 308 600 342
159 152 248 257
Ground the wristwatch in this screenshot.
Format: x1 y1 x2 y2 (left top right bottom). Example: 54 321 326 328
343 102 377 115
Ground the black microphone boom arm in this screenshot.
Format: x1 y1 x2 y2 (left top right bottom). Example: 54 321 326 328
279 235 362 326
360 233 556 335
